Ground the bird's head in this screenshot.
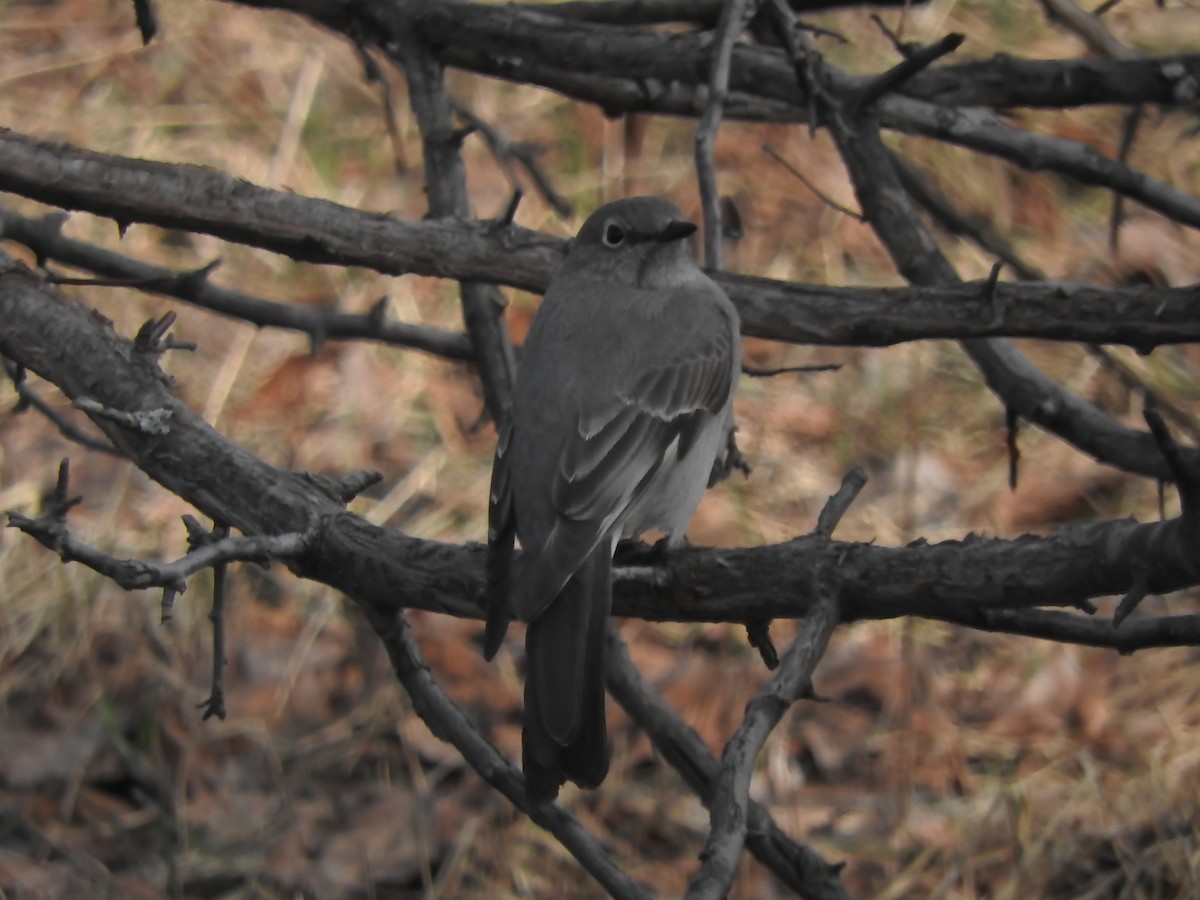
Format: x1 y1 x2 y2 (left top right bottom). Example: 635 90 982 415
565 196 699 288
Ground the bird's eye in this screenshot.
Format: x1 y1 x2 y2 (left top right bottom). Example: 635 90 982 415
602 221 626 248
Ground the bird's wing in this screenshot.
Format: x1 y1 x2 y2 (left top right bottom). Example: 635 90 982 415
483 416 516 659
515 292 737 623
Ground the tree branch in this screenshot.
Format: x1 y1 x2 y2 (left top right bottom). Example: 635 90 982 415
0 126 562 293
4 128 1198 354
605 629 852 900
688 592 839 898
765 18 1200 484
694 0 756 270
689 471 861 898
0 206 475 361
220 2 1200 232
394 32 516 422
4 257 1200 640
364 607 652 899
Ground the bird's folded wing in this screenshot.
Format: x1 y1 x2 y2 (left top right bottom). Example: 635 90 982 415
515 300 736 623
484 417 516 658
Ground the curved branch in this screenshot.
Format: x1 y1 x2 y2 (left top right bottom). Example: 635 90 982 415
688 592 839 899
881 96 1200 230
3 128 1198 353
366 610 652 900
0 126 563 293
605 629 852 900
3 259 1199 639
789 29 1200 482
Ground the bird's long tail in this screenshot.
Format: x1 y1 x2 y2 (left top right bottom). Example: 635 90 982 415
522 546 611 801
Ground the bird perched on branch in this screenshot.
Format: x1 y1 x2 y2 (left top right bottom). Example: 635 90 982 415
485 196 742 801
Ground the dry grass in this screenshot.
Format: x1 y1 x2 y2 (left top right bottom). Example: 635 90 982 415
2 0 1200 897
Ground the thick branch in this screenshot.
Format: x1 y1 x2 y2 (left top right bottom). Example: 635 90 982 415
222 2 1200 231
230 0 1200 112
3 128 1198 353
0 127 562 293
3 259 1199 642
530 0 923 26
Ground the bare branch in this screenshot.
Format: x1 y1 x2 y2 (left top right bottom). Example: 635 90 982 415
4 127 1198 355
605 629 852 900
364 608 652 899
0 206 476 362
395 36 516 422
689 590 839 898
688 469 862 896
530 0 923 26
879 96 1200 231
888 152 1045 281
1086 345 1200 444
5 255 1200 635
853 31 965 111
450 101 572 219
1039 0 1136 60
814 466 868 539
695 0 756 270
3 356 121 456
0 126 563 293
931 605 1200 651
198 521 233 721
763 143 863 220
8 495 312 596
130 0 158 45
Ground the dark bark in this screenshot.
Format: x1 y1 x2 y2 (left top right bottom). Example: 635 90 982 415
4 257 1198 644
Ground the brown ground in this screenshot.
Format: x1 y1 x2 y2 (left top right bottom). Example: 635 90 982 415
2 1 1200 897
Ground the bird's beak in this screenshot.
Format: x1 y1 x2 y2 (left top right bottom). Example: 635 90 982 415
652 219 698 243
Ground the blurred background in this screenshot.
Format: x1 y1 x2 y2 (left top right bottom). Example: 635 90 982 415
2 0 1200 896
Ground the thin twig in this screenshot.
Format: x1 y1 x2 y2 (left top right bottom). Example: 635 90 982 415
1109 106 1143 251
451 100 572 218
8 504 312 594
351 37 409 174
1039 0 1135 59
1144 408 1200 510
695 0 757 270
889 151 1045 281
3 357 121 456
1006 406 1021 490
130 0 158 45
763 143 863 219
814 467 867 539
199 522 232 721
74 397 173 435
853 31 966 111
604 628 852 900
742 361 840 377
1086 344 1200 444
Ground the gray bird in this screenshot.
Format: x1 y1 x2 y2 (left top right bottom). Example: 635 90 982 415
485 196 741 801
